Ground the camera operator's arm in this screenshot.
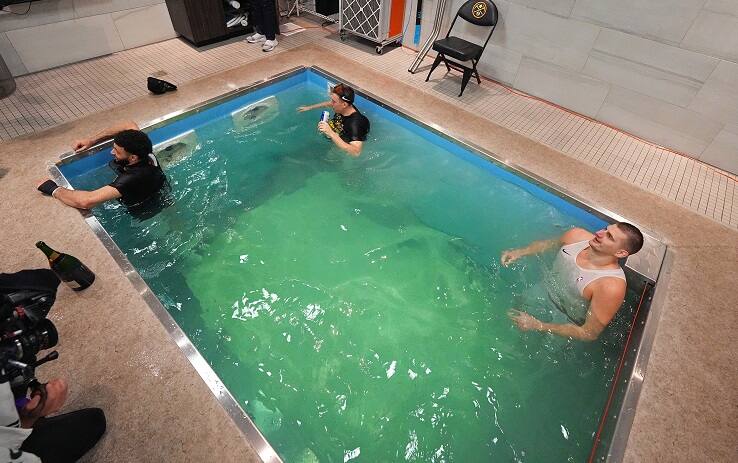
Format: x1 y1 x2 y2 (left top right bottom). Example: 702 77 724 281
18 379 68 429
0 381 40 462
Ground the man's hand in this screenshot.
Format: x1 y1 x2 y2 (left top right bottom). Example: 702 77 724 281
318 121 335 137
297 106 311 112
72 138 94 152
508 309 543 331
20 378 69 428
500 249 523 267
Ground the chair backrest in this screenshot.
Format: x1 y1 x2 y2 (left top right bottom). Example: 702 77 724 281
458 0 498 27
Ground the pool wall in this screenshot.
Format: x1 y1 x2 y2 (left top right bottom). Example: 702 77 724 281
51 65 667 463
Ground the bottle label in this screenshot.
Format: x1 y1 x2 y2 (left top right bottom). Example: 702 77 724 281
64 280 83 290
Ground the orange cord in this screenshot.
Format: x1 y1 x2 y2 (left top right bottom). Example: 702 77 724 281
587 283 650 463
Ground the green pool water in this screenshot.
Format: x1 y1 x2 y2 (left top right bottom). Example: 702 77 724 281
78 82 637 462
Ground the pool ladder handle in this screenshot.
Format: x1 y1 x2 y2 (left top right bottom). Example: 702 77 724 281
408 0 450 74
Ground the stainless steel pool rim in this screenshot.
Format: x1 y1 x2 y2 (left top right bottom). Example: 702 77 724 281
50 65 668 463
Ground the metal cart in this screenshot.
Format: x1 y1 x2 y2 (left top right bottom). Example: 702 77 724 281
339 0 406 54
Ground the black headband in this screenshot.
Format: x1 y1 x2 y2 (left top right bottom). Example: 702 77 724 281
333 85 354 104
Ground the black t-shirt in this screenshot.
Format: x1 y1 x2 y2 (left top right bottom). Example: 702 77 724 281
109 155 167 207
330 109 370 143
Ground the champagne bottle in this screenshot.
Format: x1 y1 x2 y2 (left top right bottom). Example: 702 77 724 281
35 241 95 291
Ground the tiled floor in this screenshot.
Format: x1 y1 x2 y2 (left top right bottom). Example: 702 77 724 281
2 18 736 229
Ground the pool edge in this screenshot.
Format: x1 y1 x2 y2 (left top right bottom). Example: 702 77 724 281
50 64 669 463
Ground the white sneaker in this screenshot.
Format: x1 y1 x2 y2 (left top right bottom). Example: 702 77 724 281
246 33 266 43
262 39 278 52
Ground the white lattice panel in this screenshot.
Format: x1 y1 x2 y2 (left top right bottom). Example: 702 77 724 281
341 0 382 40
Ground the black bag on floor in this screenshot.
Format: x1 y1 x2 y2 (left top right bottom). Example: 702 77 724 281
147 77 177 95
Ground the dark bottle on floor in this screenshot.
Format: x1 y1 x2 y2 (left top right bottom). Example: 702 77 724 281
36 241 95 291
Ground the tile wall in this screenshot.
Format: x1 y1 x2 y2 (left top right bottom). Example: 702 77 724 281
0 0 175 74
404 0 738 174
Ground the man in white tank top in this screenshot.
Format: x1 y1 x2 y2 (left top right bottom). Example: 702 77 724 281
500 222 643 341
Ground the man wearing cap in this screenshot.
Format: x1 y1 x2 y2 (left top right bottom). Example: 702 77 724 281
298 83 371 157
37 122 167 210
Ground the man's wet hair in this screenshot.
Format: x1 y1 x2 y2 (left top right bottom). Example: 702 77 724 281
332 83 355 104
616 222 644 255
114 129 153 158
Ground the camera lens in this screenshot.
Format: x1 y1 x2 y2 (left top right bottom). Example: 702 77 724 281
32 319 59 352
12 319 59 360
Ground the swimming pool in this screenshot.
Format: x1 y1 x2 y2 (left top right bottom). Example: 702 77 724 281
54 67 665 463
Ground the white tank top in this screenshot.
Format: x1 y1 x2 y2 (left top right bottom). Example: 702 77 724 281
555 240 626 296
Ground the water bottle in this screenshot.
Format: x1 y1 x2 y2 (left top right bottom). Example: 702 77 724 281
320 111 331 138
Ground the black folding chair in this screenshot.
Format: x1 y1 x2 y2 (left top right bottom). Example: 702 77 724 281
425 0 499 97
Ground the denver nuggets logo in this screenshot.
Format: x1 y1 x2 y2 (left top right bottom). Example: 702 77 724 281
472 2 487 19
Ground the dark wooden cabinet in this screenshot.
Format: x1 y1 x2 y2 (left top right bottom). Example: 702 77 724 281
165 0 254 46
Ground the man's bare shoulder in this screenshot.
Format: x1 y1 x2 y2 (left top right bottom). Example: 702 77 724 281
560 227 594 245
592 276 627 300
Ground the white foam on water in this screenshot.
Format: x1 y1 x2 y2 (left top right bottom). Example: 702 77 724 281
133 240 157 255
364 247 381 256
340 225 348 231
239 254 249 263
408 369 418 380
232 298 272 320
560 424 569 440
343 447 360 462
404 430 418 460
386 360 397 379
261 288 279 302
303 304 323 321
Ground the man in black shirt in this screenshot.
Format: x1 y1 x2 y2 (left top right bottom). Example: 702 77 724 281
298 83 370 157
37 122 167 210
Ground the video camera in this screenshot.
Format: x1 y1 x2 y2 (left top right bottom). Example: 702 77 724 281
0 270 60 400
